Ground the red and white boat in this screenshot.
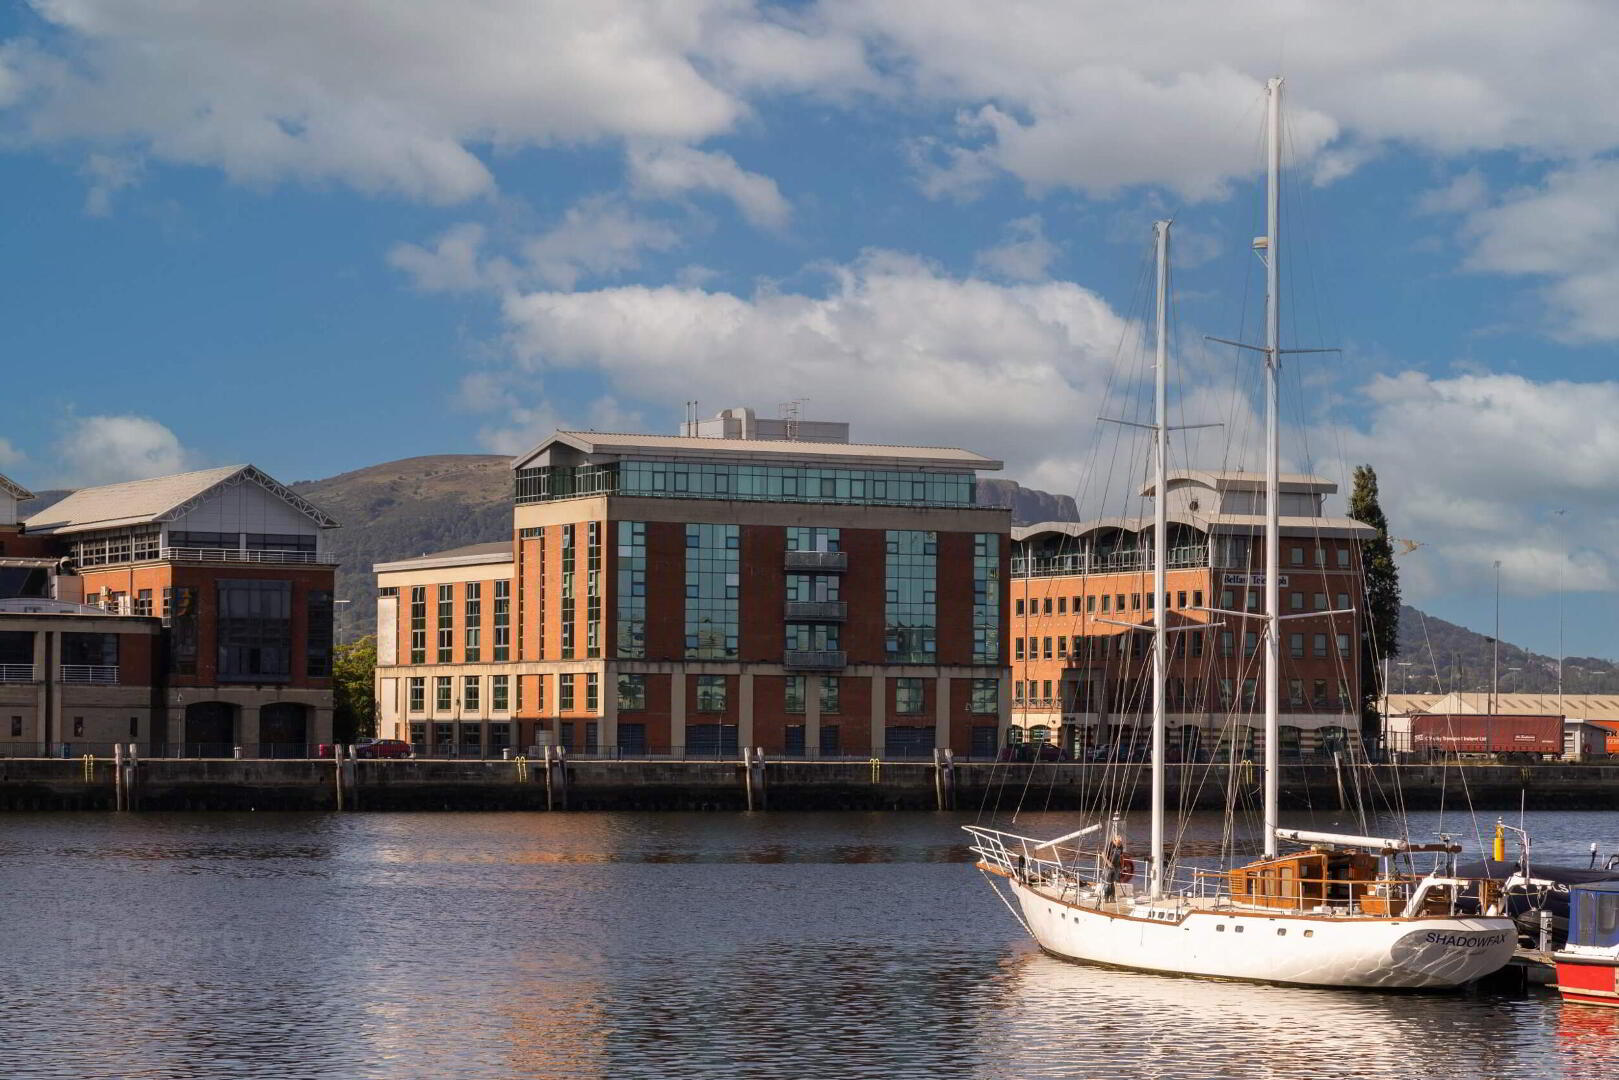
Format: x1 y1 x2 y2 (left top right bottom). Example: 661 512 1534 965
1554 883 1619 1007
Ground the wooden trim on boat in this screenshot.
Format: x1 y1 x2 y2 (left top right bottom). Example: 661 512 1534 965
1553 953 1619 968
980 860 1514 928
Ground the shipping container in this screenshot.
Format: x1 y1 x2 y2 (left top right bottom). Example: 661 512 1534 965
1409 713 1563 756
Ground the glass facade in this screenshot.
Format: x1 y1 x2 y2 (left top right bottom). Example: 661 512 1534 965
617 673 646 711
786 623 839 651
785 675 806 714
970 678 999 713
492 674 509 712
306 589 333 677
895 677 926 714
436 584 453 663
586 521 602 658
409 586 426 664
685 524 739 659
218 579 292 682
616 521 646 658
560 525 575 658
885 530 937 662
695 675 727 712
971 533 1000 663
516 460 976 509
819 677 840 715
785 527 840 552
464 582 481 662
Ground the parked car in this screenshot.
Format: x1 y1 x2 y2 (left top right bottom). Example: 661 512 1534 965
996 743 1072 763
316 738 412 759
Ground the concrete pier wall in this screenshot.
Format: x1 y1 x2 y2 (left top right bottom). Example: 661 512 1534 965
0 757 1617 812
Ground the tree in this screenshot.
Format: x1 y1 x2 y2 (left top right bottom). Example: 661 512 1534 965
332 635 378 742
1348 466 1400 746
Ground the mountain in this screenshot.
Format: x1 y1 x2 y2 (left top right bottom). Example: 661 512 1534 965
287 455 513 640
1393 604 1619 695
977 478 1079 524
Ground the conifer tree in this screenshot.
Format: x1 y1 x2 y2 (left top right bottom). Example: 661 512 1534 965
1348 466 1400 745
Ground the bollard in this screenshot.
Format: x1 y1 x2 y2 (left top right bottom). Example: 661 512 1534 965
334 744 346 811
113 743 127 812
125 743 139 811
869 757 882 783
514 755 528 783
502 747 513 761
742 747 767 811
934 748 957 811
233 745 243 760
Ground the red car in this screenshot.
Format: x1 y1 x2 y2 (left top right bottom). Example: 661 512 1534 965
316 738 412 759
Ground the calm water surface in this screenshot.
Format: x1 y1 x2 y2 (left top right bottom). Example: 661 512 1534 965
3 808 1617 1079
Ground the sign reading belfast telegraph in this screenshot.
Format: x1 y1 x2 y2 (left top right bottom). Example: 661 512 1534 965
1221 573 1290 587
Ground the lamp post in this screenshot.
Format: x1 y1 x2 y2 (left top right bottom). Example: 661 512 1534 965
1492 560 1502 716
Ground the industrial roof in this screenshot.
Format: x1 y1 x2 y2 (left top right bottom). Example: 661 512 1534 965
1389 692 1619 720
375 540 513 573
513 430 1002 472
0 473 33 501
23 464 339 536
1014 513 1374 542
1139 470 1337 496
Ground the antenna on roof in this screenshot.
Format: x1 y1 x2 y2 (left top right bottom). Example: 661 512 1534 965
779 398 807 440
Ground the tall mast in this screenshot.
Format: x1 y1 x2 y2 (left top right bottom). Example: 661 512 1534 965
1149 219 1170 899
1262 76 1283 859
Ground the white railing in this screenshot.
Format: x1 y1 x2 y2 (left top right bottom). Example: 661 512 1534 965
161 547 320 564
0 664 36 683
60 665 118 685
1013 545 1210 578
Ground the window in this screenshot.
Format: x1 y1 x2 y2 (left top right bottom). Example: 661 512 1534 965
520 461 978 509
1220 631 1234 658
696 675 727 712
586 673 599 712
1221 590 1235 609
1313 679 1329 706
785 675 806 714
1246 590 1260 612
9 716 18 737
1337 593 1350 611
1087 595 1096 613
972 534 1000 663
1288 678 1304 706
437 583 453 662
1315 547 1327 568
586 521 602 658
493 579 512 662
1101 594 1111 613
1337 634 1351 657
686 524 740 659
410 586 427 664
1289 633 1304 659
1043 597 1053 615
435 676 452 711
1337 548 1350 568
73 717 84 737
492 675 510 712
1314 593 1327 610
1057 636 1068 658
820 677 841 715
786 574 841 602
1015 598 1025 616
1057 597 1067 615
1244 631 1258 658
1192 590 1203 608
786 527 840 552
1015 637 1025 661
559 674 575 711
561 524 576 659
786 623 839 653
1131 593 1141 611
1313 633 1328 659
885 531 937 662
1176 591 1187 608
618 673 646 711
820 724 840 757
971 678 998 713
217 580 292 681
134 589 153 617
409 677 425 712
463 675 480 713
1290 547 1304 565
129 716 139 739
1042 636 1052 659
1115 594 1124 612
307 588 334 677
895 677 925 714
1290 592 1304 611
464 582 481 662
1014 680 1025 705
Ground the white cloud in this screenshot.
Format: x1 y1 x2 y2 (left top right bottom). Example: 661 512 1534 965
975 215 1058 281
388 222 499 293
1454 160 1619 341
1417 170 1488 217
1339 371 1619 596
627 143 789 228
0 436 23 470
53 414 193 486
80 152 142 216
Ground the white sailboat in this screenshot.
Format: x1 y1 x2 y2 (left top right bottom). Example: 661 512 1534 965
966 78 1517 990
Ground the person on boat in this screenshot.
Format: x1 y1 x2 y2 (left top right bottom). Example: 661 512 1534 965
1103 834 1129 900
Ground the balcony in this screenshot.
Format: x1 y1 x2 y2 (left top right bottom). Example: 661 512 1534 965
785 600 847 622
1012 545 1213 578
785 550 847 572
60 665 118 685
783 650 847 671
0 664 36 684
161 546 321 564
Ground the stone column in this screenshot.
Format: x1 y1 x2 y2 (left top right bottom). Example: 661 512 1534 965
599 665 618 755
738 671 755 749
804 676 821 759
870 671 886 757
238 703 261 754
669 670 686 754
934 674 952 750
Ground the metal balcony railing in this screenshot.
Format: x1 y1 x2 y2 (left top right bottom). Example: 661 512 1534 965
784 600 847 621
1012 545 1212 578
60 665 118 685
0 664 36 684
784 550 847 572
783 649 847 670
161 547 321 564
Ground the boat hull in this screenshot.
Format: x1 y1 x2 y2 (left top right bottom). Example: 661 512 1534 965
1013 880 1516 989
1553 953 1619 1008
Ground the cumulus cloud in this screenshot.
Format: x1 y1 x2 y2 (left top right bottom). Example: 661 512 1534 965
0 436 23 470
975 215 1059 281
1338 371 1619 596
627 144 790 228
53 414 194 486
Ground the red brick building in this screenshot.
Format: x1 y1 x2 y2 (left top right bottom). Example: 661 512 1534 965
0 465 339 755
1009 471 1373 759
374 408 1011 757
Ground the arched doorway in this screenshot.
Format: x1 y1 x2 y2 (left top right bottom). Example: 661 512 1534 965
259 702 309 757
184 702 238 756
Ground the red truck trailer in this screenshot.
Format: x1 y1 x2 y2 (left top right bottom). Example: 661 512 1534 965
1410 713 1563 760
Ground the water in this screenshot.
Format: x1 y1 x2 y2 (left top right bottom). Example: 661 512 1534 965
2 809 1617 1079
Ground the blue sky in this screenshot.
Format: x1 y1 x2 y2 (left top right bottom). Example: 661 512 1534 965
3 2 1619 661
